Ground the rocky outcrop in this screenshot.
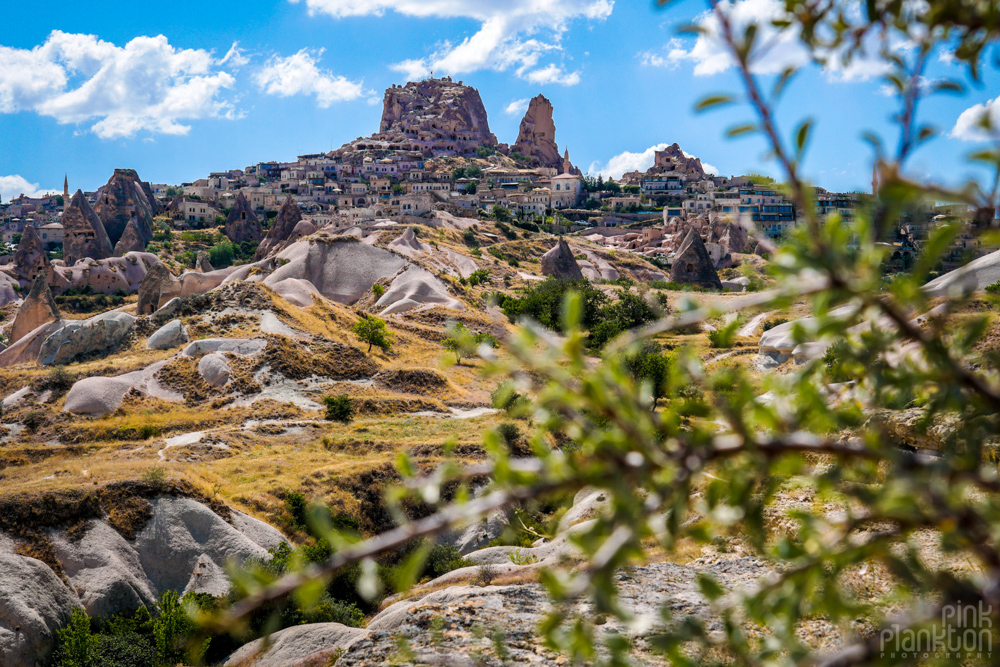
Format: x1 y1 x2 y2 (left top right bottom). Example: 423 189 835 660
622 142 708 183
225 192 263 245
223 622 366 667
62 360 180 414
37 311 137 366
1 495 288 666
50 252 160 296
10 275 60 345
513 94 561 167
146 319 189 350
198 352 231 387
195 251 214 273
11 224 48 284
540 238 583 280
93 168 154 245
340 78 497 156
254 196 302 260
374 266 465 315
63 190 114 265
0 540 83 667
670 227 722 289
137 262 241 315
113 218 146 256
262 238 407 304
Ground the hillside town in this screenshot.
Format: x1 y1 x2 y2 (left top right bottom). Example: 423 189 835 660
2 77 985 290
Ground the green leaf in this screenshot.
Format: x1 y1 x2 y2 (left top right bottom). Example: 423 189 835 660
795 118 814 159
727 124 758 138
695 95 735 112
697 574 725 601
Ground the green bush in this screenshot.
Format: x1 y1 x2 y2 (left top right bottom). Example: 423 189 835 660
761 317 788 331
425 544 472 579
54 609 95 667
372 283 386 298
207 241 236 268
497 422 521 447
986 281 1000 294
94 633 156 667
323 394 354 422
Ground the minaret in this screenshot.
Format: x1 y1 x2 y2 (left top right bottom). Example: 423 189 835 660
562 149 572 175
63 175 69 212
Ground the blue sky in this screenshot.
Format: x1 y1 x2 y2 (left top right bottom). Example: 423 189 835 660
1 0 997 202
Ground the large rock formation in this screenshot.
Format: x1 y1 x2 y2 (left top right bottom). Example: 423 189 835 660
540 238 584 280
254 196 302 260
63 190 114 265
224 192 263 245
512 94 561 167
339 78 497 156
112 218 146 256
10 275 60 345
670 227 722 289
37 311 137 366
622 142 708 183
93 168 155 245
11 223 48 284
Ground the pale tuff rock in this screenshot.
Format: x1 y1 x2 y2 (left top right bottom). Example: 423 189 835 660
63 360 180 414
222 623 367 667
254 196 303 260
37 311 137 366
50 252 160 296
63 190 114 265
225 192 263 245
670 227 722 289
513 94 561 168
540 238 584 280
113 217 146 256
374 266 465 315
198 352 232 387
262 238 407 304
93 168 155 245
10 275 60 345
11 224 48 285
146 319 189 350
195 251 214 273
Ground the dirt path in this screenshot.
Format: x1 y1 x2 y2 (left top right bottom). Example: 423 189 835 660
738 311 772 338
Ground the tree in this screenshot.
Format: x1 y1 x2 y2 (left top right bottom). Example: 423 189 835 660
491 205 511 222
352 316 393 353
211 4 1000 666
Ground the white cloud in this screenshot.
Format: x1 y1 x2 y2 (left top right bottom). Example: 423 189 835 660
524 64 581 86
504 98 530 116
0 175 58 203
658 0 892 81
291 0 612 85
255 49 370 107
951 98 1000 142
588 143 718 179
0 31 239 139
220 42 250 69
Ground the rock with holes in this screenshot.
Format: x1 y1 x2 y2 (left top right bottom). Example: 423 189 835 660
146 319 189 351
540 238 583 281
37 311 136 366
10 275 60 345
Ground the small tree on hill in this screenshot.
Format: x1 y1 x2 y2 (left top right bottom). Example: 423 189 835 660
352 316 393 353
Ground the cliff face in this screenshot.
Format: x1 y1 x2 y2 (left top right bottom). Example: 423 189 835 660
512 94 561 167
339 78 497 157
